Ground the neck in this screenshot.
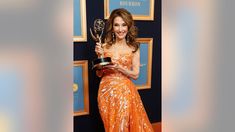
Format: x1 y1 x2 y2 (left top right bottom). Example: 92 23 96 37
115 39 126 45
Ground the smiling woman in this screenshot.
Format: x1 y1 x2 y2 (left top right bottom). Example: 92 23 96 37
95 8 154 132
113 16 128 41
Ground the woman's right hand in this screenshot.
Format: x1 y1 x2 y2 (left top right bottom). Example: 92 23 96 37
95 42 104 57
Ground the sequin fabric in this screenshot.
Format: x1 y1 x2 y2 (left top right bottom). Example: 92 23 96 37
98 52 154 132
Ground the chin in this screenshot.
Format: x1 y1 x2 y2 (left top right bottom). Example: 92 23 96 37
116 36 126 40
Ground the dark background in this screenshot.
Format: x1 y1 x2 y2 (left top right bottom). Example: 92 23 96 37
74 0 161 131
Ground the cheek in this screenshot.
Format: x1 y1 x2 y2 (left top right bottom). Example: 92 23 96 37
113 27 118 32
124 27 128 32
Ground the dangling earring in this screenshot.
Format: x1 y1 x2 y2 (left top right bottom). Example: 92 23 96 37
126 34 130 43
112 32 115 42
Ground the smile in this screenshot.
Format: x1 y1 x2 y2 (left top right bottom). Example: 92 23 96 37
117 32 126 36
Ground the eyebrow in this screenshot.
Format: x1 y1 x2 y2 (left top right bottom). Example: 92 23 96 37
114 22 127 25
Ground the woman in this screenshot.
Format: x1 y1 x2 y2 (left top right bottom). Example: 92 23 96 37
95 8 154 132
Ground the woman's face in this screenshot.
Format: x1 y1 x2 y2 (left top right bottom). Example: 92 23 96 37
113 16 128 41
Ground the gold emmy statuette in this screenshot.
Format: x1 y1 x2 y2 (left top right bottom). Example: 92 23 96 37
90 19 112 70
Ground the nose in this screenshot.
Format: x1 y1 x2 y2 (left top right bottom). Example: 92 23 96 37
118 26 123 32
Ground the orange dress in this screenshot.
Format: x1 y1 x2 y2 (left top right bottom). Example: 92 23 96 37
98 52 154 132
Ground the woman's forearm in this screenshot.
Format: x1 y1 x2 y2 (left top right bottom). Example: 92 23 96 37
116 65 139 80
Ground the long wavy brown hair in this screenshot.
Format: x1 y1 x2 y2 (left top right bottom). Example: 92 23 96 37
105 8 139 53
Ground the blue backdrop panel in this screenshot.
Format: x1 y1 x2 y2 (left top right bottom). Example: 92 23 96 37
73 66 84 112
133 43 148 85
74 0 82 36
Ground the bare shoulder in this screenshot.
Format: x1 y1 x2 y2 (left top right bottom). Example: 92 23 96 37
132 46 140 53
102 43 111 52
102 43 107 49
132 49 140 57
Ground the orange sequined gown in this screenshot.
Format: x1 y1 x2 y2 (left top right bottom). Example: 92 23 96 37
98 52 154 132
